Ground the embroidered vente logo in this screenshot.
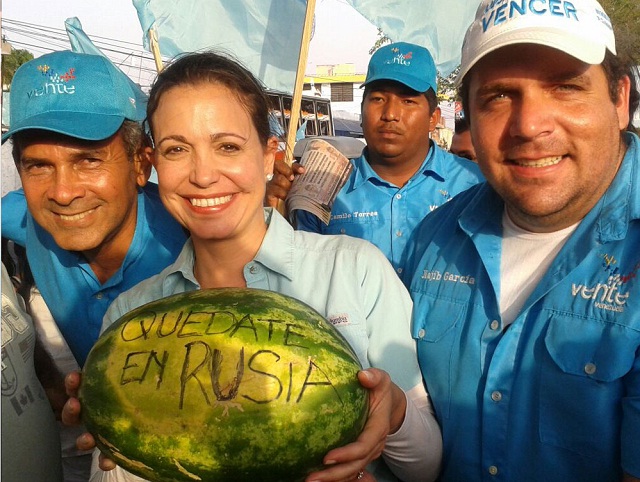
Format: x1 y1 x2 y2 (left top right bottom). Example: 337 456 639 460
600 253 640 284
570 255 638 314
385 49 413 67
28 65 77 98
571 277 630 313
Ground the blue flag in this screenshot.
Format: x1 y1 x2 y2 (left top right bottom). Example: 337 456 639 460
296 120 307 141
132 0 307 92
345 1 478 76
65 17 149 111
132 1 477 88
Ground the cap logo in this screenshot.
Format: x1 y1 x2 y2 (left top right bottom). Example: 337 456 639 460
481 0 578 33
387 47 413 67
594 7 613 30
28 64 77 98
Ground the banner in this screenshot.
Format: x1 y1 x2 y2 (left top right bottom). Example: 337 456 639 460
65 17 149 109
346 0 478 76
132 0 307 92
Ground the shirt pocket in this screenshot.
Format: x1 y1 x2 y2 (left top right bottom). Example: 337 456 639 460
324 217 377 240
539 311 638 457
327 314 368 369
412 294 467 419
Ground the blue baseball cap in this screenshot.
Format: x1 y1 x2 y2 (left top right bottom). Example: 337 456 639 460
362 42 437 93
2 50 146 143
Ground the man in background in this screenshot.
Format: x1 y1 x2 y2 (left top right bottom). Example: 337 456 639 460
2 261 64 482
450 115 476 161
266 42 484 274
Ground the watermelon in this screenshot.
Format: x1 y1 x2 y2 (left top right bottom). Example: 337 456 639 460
80 288 368 482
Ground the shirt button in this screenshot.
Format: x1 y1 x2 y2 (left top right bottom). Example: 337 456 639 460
491 391 502 402
95 293 104 300
489 466 498 476
340 228 346 234
584 363 597 375
417 329 426 339
397 267 403 274
249 265 258 274
490 320 500 330
395 193 402 199
396 230 402 237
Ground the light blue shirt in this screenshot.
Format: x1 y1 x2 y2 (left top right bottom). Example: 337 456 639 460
102 208 421 482
295 143 484 273
1 184 187 366
402 132 640 481
103 208 419 391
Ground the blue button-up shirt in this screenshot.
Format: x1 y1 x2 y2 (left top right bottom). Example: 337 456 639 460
296 143 484 273
1 184 187 365
402 132 640 481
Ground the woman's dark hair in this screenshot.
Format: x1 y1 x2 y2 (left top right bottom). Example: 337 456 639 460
146 51 272 145
459 49 639 133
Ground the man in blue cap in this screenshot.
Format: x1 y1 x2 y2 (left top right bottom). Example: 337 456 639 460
267 42 484 274
1 51 187 480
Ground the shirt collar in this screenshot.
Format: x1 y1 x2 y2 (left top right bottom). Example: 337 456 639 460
350 141 444 189
593 131 640 242
160 208 296 291
158 238 199 295
459 132 640 244
254 208 295 281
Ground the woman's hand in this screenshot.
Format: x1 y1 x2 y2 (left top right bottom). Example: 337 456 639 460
305 368 405 482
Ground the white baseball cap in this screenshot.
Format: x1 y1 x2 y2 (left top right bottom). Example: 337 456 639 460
456 0 617 87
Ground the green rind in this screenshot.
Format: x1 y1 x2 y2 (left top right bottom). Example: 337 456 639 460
81 288 368 482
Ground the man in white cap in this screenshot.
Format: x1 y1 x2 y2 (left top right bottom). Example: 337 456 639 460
402 0 640 480
267 42 484 275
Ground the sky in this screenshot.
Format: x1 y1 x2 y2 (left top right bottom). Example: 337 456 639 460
2 0 379 89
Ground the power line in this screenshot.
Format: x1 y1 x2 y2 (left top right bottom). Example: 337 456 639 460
3 18 147 51
2 17 162 88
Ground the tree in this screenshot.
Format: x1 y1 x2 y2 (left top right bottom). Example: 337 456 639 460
600 0 640 65
436 67 460 103
369 28 391 55
370 0 640 103
2 48 34 88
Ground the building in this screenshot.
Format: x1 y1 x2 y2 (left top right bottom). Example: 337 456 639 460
304 63 364 137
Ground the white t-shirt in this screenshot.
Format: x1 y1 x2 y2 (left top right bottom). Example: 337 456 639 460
500 211 579 326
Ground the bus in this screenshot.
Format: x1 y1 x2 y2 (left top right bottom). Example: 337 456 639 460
266 89 334 137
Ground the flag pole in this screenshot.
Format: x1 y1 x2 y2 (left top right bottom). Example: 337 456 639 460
277 0 316 215
148 27 164 72
283 0 316 166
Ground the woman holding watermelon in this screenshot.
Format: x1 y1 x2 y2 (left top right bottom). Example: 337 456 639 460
64 51 441 482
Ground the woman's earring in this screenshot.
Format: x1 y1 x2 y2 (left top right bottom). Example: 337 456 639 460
266 173 274 182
